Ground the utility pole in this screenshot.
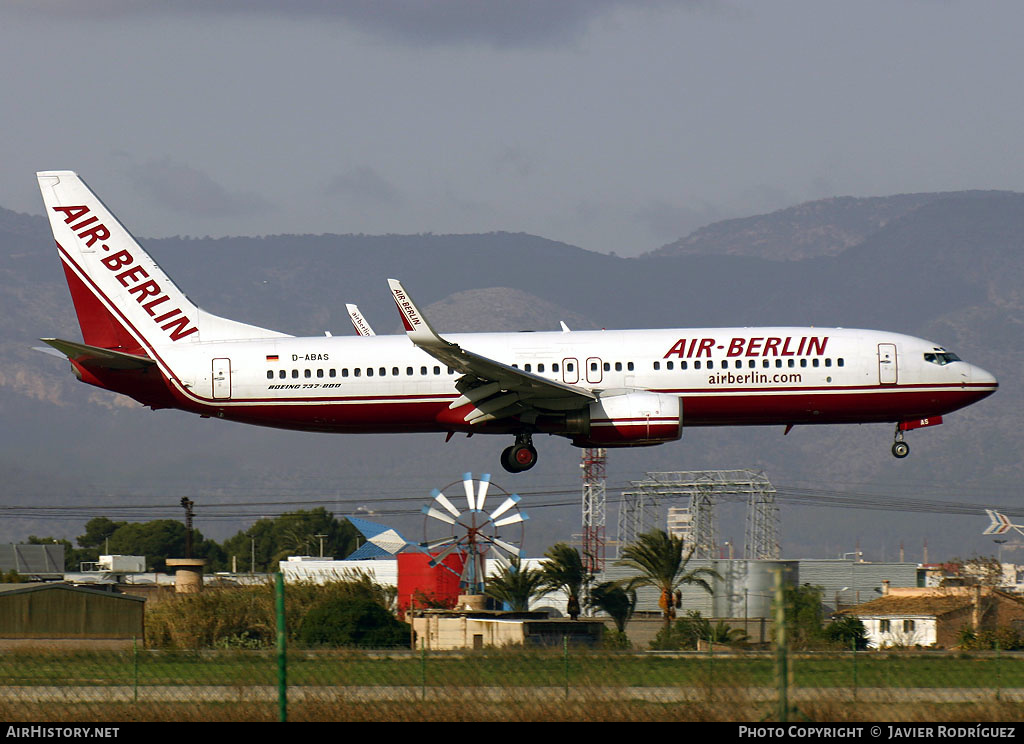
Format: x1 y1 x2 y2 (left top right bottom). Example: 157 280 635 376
180 497 195 558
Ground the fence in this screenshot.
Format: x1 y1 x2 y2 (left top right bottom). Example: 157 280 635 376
1 645 1023 722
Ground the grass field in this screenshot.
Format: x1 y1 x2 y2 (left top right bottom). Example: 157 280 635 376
1 648 1023 721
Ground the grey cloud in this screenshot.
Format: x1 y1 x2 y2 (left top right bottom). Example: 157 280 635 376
16 0 681 48
326 166 404 207
124 158 273 219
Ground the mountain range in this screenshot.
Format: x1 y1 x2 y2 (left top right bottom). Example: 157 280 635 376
1 190 1020 562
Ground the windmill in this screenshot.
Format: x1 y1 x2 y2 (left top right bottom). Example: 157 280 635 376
420 473 528 596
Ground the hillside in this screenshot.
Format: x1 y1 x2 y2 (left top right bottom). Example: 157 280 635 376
1 192 1020 561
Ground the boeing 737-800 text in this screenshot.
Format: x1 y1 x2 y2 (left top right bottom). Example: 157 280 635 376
36 171 998 473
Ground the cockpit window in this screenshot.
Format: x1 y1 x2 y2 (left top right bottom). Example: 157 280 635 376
924 351 961 366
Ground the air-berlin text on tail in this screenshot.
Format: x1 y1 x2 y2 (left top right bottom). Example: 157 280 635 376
52 205 198 341
664 336 829 359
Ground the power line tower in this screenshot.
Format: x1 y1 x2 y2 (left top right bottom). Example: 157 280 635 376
581 448 607 573
614 469 780 559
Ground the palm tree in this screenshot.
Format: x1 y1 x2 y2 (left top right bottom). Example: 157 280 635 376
485 556 549 611
616 529 720 632
588 580 637 634
540 543 589 620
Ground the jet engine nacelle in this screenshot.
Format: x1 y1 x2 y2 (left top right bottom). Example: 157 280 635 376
569 392 682 447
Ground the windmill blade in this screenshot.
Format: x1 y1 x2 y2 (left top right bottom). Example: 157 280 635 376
487 536 524 558
431 488 462 519
423 505 457 526
475 473 492 512
489 493 521 521
463 472 476 511
428 540 464 567
494 512 528 528
421 535 459 551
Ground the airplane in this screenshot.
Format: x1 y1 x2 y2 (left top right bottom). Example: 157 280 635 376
36 171 999 473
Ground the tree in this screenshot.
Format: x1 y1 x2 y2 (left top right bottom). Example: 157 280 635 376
825 615 869 650
104 520 225 572
540 543 589 620
221 508 360 572
298 598 410 648
785 583 827 647
616 529 720 633
588 581 636 634
485 556 549 611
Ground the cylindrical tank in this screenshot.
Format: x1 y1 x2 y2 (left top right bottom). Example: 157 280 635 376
710 559 798 619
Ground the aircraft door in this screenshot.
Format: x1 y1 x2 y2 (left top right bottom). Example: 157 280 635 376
586 357 603 384
877 344 897 385
562 358 579 384
212 358 232 399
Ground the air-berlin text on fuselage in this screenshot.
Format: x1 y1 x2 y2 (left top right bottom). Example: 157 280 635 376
53 205 198 341
663 336 828 359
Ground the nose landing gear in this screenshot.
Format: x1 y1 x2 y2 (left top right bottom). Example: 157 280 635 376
892 425 910 459
501 433 538 473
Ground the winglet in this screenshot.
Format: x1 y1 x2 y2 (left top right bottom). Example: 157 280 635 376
387 279 446 348
346 303 376 336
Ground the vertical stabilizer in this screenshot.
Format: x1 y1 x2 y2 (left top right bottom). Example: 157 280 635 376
37 171 288 352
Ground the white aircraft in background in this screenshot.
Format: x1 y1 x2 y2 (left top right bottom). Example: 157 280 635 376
36 171 998 473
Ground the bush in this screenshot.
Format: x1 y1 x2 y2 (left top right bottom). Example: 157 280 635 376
298 598 410 648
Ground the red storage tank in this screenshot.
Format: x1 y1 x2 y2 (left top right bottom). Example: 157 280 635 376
397 551 465 614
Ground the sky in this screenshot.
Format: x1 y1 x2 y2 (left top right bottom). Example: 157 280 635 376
3 1 1024 256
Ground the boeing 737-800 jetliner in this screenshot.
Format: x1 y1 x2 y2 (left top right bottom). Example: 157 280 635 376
36 171 998 473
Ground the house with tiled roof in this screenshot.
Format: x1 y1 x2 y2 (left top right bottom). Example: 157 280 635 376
840 585 1024 649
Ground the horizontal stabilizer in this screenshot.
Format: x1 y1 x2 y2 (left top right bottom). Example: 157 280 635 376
40 338 155 370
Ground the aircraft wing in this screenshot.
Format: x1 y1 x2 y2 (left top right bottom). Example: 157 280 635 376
387 279 595 425
40 338 155 370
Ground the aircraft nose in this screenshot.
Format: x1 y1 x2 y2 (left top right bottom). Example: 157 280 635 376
970 364 998 391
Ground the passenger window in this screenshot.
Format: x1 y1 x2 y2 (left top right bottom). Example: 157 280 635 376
434 366 441 375
653 361 661 371
406 367 413 375
538 363 545 373
279 370 286 379
330 369 336 378
627 362 634 371
317 369 324 378
525 364 532 372
393 367 399 376
838 358 845 367
812 359 819 368
695 361 702 370
552 363 559 372
788 359 795 368
354 369 361 377
292 370 299 378
678 361 685 370
800 359 807 368
421 366 428 375
342 369 349 378
266 371 273 380
825 359 832 368
305 369 312 378
367 368 374 377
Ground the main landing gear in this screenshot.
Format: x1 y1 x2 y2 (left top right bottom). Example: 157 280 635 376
892 425 910 459
501 433 538 473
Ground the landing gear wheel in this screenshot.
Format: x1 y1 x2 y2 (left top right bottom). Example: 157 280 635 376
500 436 538 473
892 441 910 459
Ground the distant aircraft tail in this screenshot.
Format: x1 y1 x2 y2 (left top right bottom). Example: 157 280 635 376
37 171 287 355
